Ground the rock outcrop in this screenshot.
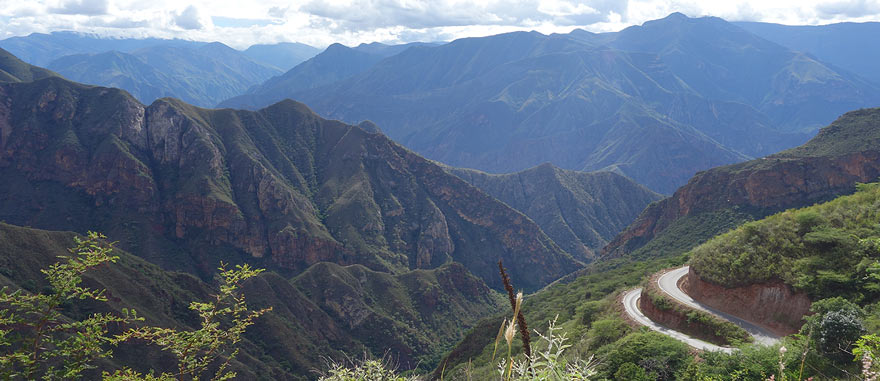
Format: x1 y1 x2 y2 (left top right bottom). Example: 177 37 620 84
603 108 880 258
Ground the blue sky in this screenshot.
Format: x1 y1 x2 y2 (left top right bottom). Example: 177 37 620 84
0 0 878 49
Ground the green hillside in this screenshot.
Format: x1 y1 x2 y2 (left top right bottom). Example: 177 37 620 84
0 48 58 83
691 182 880 300
605 107 880 261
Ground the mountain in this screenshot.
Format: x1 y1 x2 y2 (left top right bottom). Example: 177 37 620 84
606 13 878 132
222 13 878 194
46 42 281 107
220 42 435 110
736 21 880 84
242 42 321 71
0 48 58 83
0 70 579 292
0 222 502 377
603 107 880 259
447 164 662 262
0 31 204 67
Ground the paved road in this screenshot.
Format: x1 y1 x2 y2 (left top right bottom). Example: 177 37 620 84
658 266 780 346
622 288 734 353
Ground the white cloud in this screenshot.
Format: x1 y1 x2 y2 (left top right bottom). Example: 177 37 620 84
0 0 878 49
173 5 206 30
49 0 109 15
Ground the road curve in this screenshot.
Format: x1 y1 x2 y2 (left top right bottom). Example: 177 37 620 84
658 266 780 346
622 288 734 353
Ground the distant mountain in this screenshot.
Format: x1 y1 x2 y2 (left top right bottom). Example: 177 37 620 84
448 164 661 262
0 48 58 83
242 42 321 71
0 31 203 67
221 41 436 110
736 21 880 84
603 107 880 259
46 42 281 107
222 13 877 194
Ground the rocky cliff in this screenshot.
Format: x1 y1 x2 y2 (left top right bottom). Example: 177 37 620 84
0 74 580 291
603 108 880 259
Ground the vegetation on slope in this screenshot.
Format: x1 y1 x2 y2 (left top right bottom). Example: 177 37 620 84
605 107 880 260
449 164 662 262
691 181 880 301
0 48 58 83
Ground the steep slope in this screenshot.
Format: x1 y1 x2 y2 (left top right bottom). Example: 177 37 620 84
448 164 661 262
47 43 281 107
604 107 880 259
226 14 877 193
686 182 880 334
0 48 58 83
242 42 320 71
0 71 579 291
736 21 880 84
0 222 501 377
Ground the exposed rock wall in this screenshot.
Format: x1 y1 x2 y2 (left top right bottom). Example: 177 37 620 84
604 133 880 258
682 267 811 335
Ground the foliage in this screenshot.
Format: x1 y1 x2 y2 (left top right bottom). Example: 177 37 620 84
690 181 880 301
0 232 141 379
503 316 598 380
596 331 689 380
317 359 418 381
0 232 270 380
107 263 272 381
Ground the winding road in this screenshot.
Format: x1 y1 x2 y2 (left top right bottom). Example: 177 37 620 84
622 266 780 351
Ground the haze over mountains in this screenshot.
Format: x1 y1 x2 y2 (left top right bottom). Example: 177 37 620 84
0 32 321 107
223 13 880 194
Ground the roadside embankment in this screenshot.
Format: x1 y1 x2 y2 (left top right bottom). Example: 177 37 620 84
639 269 752 346
682 267 810 336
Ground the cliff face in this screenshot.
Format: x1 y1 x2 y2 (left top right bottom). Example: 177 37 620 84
682 267 811 335
0 76 579 291
603 108 880 258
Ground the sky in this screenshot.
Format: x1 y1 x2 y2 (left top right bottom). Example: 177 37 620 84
0 0 878 49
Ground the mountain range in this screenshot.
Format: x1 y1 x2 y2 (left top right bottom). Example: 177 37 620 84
0 32 321 107
736 21 880 85
220 13 880 194
603 106 880 260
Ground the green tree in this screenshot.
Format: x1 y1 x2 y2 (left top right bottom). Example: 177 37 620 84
0 232 270 380
0 232 140 379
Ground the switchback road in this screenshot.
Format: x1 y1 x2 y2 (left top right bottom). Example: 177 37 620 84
622 266 780 351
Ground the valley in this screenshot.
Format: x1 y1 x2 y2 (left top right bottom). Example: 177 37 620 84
0 9 879 380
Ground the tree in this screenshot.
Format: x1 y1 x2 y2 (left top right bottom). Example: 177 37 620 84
0 232 270 380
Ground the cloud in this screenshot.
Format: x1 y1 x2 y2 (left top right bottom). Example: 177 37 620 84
174 5 205 30
268 6 288 18
816 0 880 18
299 0 625 32
49 0 109 15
